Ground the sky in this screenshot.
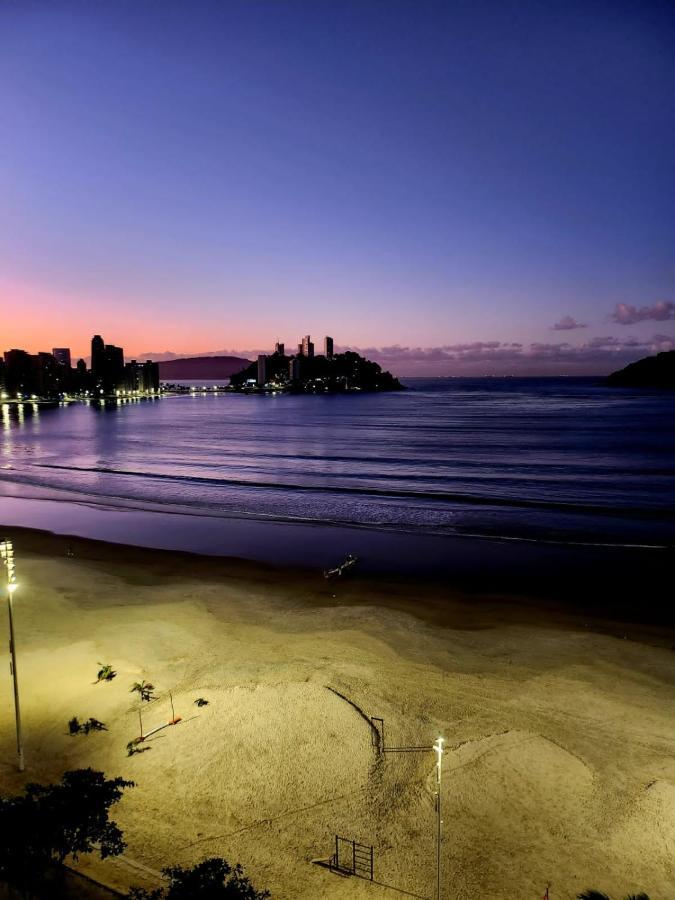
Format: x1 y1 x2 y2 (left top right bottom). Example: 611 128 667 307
1 0 674 375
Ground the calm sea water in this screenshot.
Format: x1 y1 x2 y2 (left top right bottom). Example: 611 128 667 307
1 378 675 589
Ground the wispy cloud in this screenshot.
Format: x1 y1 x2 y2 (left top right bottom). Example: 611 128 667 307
551 315 586 331
611 301 675 325
339 334 674 376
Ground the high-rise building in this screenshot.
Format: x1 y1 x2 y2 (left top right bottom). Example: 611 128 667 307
289 358 301 382
91 335 105 376
301 335 314 357
274 341 285 356
34 352 61 396
105 344 124 377
3 350 34 397
124 360 160 393
90 335 125 394
52 348 72 368
73 358 90 393
324 336 334 359
257 354 268 386
3 350 61 398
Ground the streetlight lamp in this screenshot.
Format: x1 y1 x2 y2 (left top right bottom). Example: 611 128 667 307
0 540 24 771
433 736 445 900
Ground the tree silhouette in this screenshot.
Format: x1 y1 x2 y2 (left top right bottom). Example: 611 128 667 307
0 768 133 893
577 892 650 900
127 857 269 899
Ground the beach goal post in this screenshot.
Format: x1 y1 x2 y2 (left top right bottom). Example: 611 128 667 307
330 836 374 880
136 690 182 741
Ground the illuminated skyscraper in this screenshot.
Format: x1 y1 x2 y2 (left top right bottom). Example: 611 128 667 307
52 348 72 368
124 360 160 393
301 335 314 357
257 354 268 386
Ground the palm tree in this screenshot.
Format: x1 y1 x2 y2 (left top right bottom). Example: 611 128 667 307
96 662 117 683
130 680 155 702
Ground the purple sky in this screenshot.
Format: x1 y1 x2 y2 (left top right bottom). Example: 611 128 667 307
1 1 673 374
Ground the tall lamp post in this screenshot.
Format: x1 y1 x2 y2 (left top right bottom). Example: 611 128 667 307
433 736 445 900
1 540 24 771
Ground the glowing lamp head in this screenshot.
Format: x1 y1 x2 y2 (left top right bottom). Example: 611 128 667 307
8 583 17 594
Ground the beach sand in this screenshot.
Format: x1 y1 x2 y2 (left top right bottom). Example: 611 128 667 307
0 527 673 899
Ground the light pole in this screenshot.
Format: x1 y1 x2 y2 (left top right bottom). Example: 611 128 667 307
1 540 24 771
433 736 445 900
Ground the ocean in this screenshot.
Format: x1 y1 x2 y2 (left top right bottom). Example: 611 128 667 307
1 377 674 603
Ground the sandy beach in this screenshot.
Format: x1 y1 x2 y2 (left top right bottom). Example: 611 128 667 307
0 526 673 900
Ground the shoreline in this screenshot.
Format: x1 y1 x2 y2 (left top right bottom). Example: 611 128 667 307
1 485 674 627
2 522 674 643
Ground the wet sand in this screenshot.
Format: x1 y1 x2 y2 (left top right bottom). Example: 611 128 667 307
0 526 673 899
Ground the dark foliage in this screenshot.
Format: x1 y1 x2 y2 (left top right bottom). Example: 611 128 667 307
128 856 269 899
130 680 156 702
84 717 108 733
607 350 675 388
577 892 650 900
230 350 403 392
0 768 133 893
69 716 82 735
96 662 117 682
69 716 108 735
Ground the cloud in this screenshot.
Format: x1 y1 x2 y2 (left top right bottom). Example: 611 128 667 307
337 334 674 376
611 301 675 325
551 315 586 331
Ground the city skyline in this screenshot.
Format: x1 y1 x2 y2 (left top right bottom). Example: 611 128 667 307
3 324 674 377
1 2 673 375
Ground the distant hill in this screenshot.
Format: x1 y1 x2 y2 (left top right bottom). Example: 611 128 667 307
158 355 251 380
607 350 675 388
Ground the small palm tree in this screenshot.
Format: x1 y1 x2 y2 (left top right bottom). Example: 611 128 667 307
130 680 155 702
68 716 82 735
96 662 117 683
83 718 107 733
